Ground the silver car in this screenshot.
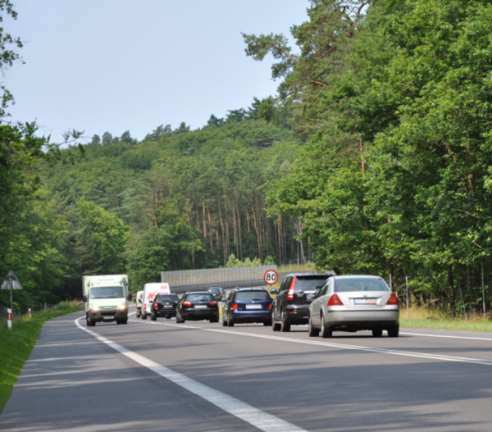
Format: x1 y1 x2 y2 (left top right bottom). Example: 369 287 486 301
308 275 399 338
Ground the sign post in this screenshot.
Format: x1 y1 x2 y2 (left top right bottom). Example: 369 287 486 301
263 269 279 286
1 271 23 329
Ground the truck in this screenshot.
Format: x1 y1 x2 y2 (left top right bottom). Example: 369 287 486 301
83 274 129 326
141 282 170 319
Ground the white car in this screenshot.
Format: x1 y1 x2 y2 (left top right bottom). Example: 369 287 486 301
308 275 399 337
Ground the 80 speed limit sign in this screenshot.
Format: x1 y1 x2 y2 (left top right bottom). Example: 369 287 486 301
263 269 279 285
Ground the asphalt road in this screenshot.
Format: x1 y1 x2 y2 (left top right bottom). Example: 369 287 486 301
2 310 492 432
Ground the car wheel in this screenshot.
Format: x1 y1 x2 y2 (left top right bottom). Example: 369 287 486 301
372 328 382 337
142 313 147 320
227 314 234 327
272 319 281 332
210 318 218 323
320 315 332 338
308 317 320 337
176 313 184 324
280 311 291 332
151 313 157 321
388 325 399 337
222 319 227 327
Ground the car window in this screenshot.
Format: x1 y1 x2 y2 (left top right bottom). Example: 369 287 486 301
157 294 178 302
280 278 290 292
186 293 213 302
235 291 270 302
334 278 389 293
294 277 327 292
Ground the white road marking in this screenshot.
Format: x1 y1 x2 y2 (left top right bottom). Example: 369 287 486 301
133 318 492 367
74 317 307 432
401 331 492 342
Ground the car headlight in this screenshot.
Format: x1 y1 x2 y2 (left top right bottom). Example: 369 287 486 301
117 304 127 311
91 306 100 312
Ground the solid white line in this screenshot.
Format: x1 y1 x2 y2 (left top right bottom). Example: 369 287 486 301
74 317 307 432
401 331 492 342
133 318 492 367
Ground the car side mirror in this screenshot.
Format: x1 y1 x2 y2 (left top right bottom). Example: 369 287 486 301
82 295 88 302
270 288 279 295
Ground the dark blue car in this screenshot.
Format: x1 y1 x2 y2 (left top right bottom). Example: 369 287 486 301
222 288 273 327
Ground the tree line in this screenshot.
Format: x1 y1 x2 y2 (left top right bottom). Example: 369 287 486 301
2 0 492 316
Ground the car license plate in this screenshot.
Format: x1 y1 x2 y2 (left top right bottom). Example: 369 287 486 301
246 304 262 310
164 303 171 307
194 305 207 309
354 299 377 305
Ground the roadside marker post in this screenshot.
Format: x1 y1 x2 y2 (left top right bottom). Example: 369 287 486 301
1 271 23 330
6 308 12 330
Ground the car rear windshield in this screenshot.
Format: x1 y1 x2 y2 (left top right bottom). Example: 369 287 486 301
334 278 389 293
235 291 270 302
157 294 178 302
186 293 212 302
294 276 328 292
90 286 124 299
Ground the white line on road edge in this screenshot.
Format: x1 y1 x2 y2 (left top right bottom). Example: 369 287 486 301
401 331 492 342
74 317 307 432
134 319 492 367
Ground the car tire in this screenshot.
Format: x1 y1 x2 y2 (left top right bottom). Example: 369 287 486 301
151 313 157 321
227 314 234 327
176 313 184 324
222 319 227 327
372 328 383 337
210 318 218 323
86 319 95 327
142 313 147 320
320 315 332 338
308 317 320 337
388 325 399 337
272 317 281 331
280 311 291 332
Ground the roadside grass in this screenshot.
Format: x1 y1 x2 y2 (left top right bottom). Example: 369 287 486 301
0 301 82 413
400 307 492 333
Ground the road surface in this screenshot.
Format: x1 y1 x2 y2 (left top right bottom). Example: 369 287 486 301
2 311 492 431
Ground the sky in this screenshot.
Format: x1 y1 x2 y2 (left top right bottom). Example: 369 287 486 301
4 0 308 142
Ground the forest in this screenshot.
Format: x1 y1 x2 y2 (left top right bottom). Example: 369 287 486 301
1 0 492 315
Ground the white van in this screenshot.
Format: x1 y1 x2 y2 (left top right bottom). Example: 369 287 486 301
142 282 170 319
136 290 144 318
82 274 129 326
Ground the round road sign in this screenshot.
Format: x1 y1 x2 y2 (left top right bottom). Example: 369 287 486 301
263 269 279 286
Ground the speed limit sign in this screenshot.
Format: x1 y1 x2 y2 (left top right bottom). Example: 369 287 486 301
263 269 279 286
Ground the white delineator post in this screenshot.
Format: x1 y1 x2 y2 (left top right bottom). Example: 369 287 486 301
7 307 12 330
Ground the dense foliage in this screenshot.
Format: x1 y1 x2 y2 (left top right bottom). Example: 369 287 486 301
2 0 492 315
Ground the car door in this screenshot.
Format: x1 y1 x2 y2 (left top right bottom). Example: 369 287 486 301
310 283 327 325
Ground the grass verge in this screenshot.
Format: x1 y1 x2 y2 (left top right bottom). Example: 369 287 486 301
400 307 492 333
0 301 82 413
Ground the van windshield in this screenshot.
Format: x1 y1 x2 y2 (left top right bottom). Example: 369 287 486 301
157 294 178 302
90 286 124 299
334 278 389 293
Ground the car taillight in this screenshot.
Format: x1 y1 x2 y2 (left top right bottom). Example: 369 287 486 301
327 294 344 306
183 301 192 308
231 303 238 311
267 303 272 311
152 303 159 310
286 277 296 301
387 292 399 305
208 300 217 307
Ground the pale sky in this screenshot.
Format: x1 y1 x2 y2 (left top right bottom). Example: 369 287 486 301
4 0 308 142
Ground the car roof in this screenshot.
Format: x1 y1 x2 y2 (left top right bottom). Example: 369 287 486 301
334 275 383 280
185 291 212 295
234 287 268 291
284 272 335 278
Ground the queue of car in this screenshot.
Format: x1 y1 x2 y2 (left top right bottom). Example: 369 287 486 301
133 272 400 338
